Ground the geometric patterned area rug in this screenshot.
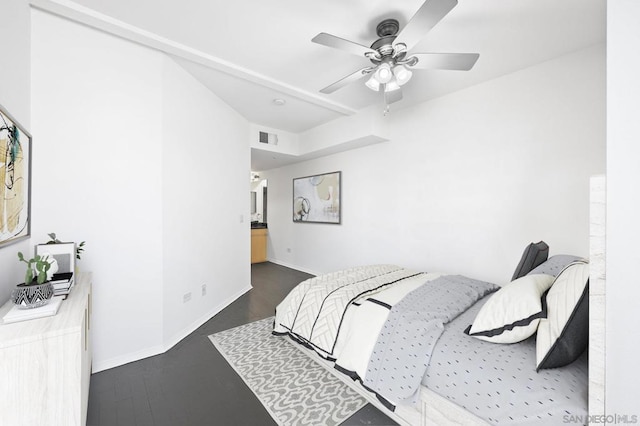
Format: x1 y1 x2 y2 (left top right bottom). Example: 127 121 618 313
209 317 367 426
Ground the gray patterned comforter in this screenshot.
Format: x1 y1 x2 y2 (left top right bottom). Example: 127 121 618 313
363 275 497 405
423 296 589 425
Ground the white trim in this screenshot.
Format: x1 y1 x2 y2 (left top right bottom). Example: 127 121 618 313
92 344 165 374
28 0 356 117
162 285 253 351
266 258 321 277
92 284 252 373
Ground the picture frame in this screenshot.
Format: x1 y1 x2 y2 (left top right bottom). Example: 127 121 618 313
0 102 31 248
293 171 341 224
35 243 76 275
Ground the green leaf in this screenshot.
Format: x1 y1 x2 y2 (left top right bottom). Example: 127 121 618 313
37 271 47 284
17 252 25 261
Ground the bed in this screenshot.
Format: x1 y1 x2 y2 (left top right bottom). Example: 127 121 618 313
273 253 590 425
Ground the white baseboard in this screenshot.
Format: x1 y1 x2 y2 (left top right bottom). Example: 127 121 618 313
266 258 320 277
92 344 165 374
92 284 252 373
162 284 252 351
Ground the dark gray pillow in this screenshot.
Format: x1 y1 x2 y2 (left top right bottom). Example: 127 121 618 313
528 254 582 277
512 241 549 281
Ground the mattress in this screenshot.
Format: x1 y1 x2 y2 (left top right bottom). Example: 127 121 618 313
423 295 588 425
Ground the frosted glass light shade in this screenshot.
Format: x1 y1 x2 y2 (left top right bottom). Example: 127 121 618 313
384 80 401 92
393 65 413 86
365 74 381 91
375 63 392 84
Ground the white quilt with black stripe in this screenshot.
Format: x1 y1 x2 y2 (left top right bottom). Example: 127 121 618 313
273 265 423 358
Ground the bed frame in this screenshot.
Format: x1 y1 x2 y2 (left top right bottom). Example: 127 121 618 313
294 175 606 425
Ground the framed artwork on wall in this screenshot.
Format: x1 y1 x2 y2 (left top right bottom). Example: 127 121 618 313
293 171 341 224
0 103 31 248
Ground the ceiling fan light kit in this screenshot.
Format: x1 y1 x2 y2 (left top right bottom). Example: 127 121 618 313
312 0 479 111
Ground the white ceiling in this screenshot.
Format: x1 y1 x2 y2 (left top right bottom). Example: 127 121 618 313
35 0 605 168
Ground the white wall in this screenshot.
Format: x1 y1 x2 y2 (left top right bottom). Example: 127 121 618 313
0 0 32 304
161 56 250 345
606 0 640 415
31 10 165 368
0 0 30 124
31 10 250 371
265 45 605 285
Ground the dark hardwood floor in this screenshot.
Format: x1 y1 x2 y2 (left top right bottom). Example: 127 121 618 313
87 262 396 425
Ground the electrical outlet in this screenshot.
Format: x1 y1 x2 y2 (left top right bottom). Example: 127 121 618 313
201 284 207 296
183 292 191 303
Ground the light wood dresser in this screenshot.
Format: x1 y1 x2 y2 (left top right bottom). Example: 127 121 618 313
0 272 92 426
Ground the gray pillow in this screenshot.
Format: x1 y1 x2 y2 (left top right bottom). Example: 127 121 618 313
512 241 549 281
528 254 582 277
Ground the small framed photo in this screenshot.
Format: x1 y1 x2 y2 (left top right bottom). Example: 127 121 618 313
35 242 75 274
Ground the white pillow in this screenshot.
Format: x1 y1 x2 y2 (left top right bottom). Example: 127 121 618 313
465 274 555 343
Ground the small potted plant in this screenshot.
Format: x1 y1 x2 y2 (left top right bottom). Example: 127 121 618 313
40 232 87 276
46 232 86 260
11 252 58 309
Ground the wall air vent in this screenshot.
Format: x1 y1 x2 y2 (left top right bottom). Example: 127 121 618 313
259 131 278 145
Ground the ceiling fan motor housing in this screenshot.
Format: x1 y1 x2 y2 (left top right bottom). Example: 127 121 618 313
370 19 407 64
370 36 397 59
376 18 400 37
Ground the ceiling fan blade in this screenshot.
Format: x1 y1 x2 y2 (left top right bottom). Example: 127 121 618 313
409 53 479 70
320 67 373 94
312 33 377 58
385 87 403 104
395 0 458 51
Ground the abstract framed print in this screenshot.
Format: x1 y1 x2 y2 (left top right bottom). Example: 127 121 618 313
0 103 31 248
293 171 341 224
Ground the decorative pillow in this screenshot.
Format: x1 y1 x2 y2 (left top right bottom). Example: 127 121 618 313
465 274 555 344
527 254 582 277
511 241 549 281
536 260 589 370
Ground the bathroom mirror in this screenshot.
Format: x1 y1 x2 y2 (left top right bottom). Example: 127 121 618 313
250 178 267 223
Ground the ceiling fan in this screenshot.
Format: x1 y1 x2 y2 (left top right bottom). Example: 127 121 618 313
312 0 479 107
